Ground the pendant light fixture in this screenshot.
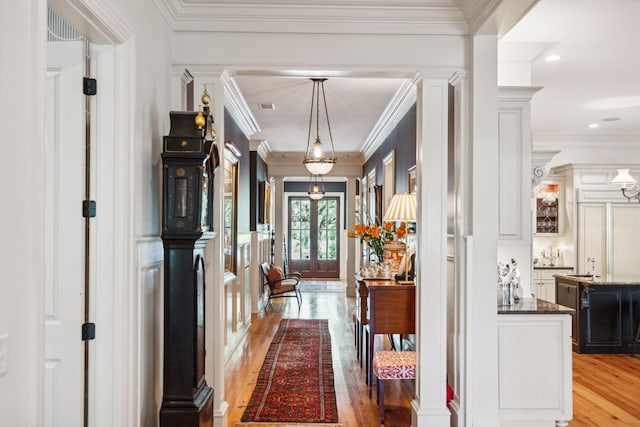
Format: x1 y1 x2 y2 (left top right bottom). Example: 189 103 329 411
308 174 325 200
303 78 337 175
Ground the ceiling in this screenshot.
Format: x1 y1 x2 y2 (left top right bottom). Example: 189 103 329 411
228 0 640 157
234 74 408 155
500 0 640 141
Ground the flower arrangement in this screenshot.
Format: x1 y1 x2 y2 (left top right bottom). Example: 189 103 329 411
348 221 406 262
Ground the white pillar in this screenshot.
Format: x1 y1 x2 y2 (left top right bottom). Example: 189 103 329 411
201 73 229 427
273 176 284 268
468 34 501 427
411 74 451 427
345 176 357 296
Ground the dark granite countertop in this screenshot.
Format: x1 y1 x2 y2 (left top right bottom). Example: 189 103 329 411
554 274 640 286
498 298 574 314
533 266 574 270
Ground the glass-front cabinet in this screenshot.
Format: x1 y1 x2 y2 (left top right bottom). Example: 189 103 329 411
534 181 562 235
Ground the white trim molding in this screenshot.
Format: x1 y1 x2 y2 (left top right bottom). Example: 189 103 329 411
152 0 468 34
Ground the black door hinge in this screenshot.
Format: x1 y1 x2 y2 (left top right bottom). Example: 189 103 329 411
83 77 97 96
82 323 96 341
83 200 96 218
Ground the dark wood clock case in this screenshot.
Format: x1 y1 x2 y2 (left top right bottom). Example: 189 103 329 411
159 108 218 427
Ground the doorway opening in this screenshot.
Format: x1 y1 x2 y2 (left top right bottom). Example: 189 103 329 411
287 196 340 279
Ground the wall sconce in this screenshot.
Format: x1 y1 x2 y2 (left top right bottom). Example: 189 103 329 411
610 169 640 202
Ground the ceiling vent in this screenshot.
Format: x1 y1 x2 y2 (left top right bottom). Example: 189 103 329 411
258 103 276 110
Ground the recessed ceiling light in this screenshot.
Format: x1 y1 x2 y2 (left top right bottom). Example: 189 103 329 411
545 54 561 62
588 123 599 129
258 103 276 110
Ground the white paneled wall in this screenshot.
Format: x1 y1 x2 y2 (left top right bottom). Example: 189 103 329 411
222 232 272 362
135 238 163 427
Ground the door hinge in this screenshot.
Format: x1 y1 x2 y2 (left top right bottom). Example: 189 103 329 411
83 77 97 96
82 200 96 218
81 323 96 341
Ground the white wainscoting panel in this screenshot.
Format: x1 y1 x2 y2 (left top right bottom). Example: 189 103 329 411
135 237 163 427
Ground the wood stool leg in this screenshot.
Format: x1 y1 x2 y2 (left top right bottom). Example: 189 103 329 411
379 378 385 424
632 322 640 357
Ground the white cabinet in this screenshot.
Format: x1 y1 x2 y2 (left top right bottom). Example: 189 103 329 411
577 203 640 277
498 313 573 427
533 268 573 303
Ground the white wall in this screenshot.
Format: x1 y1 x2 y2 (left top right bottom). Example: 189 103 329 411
0 2 47 425
0 0 173 425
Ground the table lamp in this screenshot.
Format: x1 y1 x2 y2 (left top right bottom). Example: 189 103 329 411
383 193 417 284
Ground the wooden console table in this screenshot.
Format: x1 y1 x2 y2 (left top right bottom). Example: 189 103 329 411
355 276 416 389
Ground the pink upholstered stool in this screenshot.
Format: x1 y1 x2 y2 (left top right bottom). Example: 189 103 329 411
373 351 416 424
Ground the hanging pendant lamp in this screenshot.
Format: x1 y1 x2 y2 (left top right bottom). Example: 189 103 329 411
308 174 325 200
303 78 337 175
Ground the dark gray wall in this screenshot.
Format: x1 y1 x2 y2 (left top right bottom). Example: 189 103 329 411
250 151 269 231
363 104 417 192
224 108 250 233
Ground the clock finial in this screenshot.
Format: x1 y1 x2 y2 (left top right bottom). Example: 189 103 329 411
201 85 211 107
194 105 205 129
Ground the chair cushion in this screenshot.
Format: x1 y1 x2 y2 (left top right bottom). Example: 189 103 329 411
270 282 297 294
373 351 416 379
267 265 285 288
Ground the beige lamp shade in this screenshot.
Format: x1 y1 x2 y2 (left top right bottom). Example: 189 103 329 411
384 193 417 222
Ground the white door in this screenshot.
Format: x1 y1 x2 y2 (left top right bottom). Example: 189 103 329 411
44 40 85 426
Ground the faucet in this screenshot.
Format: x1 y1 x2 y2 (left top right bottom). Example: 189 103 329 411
586 257 597 280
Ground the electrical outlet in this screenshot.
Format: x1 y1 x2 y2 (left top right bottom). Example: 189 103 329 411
0 335 8 377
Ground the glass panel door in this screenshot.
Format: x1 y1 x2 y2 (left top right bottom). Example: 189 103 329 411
288 196 340 278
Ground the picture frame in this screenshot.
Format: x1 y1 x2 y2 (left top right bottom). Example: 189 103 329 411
408 165 417 194
259 181 271 225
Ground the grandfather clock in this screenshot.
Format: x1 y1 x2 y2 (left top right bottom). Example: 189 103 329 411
159 88 218 427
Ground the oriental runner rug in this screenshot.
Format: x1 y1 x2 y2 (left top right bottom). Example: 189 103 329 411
240 319 338 424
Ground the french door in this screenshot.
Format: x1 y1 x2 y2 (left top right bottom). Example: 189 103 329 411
287 196 340 278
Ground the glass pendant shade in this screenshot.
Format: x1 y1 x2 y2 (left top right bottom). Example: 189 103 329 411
303 78 337 175
308 174 325 200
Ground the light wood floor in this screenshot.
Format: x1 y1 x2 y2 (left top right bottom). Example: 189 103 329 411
224 286 640 426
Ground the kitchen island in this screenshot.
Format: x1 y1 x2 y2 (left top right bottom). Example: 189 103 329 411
555 274 640 354
498 298 574 427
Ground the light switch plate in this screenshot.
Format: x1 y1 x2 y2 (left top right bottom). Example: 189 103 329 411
0 334 8 377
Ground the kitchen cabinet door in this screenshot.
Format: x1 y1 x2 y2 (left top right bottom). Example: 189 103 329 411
577 204 606 276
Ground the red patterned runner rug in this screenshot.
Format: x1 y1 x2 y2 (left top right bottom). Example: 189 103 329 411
240 319 338 424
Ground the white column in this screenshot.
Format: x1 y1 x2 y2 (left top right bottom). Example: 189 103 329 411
468 34 501 427
411 74 451 427
201 73 229 427
448 70 471 427
345 176 357 296
496 86 542 298
273 176 284 268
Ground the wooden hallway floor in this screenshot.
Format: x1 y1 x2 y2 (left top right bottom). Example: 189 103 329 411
223 285 640 426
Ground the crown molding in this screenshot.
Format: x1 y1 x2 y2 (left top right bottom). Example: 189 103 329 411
498 85 543 102
250 139 271 160
153 0 467 34
50 0 134 43
534 134 640 148
361 75 419 161
221 72 261 140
